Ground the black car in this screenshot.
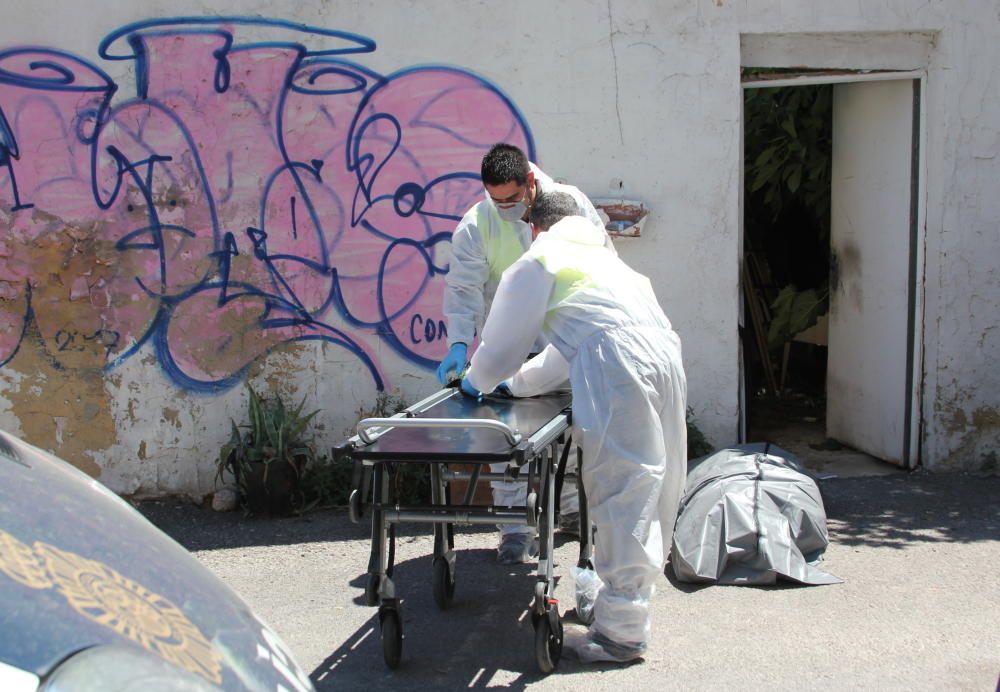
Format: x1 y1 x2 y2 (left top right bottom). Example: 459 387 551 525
0 429 315 691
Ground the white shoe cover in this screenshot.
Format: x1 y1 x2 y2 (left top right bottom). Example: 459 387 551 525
562 626 646 663
497 532 538 564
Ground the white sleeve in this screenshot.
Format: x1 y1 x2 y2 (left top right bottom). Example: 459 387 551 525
508 344 570 397
465 258 552 393
442 208 489 347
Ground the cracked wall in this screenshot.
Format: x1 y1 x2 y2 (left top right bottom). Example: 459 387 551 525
0 1 997 496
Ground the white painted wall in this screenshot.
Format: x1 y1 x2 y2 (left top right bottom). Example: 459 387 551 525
0 0 996 496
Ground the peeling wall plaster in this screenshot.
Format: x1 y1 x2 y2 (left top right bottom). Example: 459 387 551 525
3 322 111 476
0 0 997 496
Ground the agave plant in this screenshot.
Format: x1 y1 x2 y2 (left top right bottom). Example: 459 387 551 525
217 383 320 515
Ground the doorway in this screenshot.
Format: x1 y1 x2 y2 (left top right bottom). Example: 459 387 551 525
740 71 924 475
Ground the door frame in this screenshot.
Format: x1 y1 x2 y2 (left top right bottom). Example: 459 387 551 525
738 69 926 468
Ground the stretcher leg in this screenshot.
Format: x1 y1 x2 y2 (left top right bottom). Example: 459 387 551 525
373 464 403 667
552 434 571 522
364 464 382 606
445 481 456 550
576 446 594 570
533 444 563 672
572 445 599 628
430 462 456 610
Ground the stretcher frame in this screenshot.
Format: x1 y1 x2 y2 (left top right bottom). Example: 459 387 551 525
335 386 594 673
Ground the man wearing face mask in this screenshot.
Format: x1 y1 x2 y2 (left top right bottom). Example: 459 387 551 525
436 142 613 564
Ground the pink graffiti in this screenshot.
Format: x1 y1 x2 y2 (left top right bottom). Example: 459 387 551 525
0 18 534 391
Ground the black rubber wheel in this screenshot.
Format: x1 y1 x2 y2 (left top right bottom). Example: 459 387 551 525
534 581 547 608
534 611 563 673
364 573 380 607
381 608 403 669
526 491 538 521
432 556 455 610
348 488 362 523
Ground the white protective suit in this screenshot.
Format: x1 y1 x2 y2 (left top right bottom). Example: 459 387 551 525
443 163 609 348
465 215 687 649
444 164 611 541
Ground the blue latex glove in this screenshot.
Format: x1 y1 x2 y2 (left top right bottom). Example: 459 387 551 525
493 382 513 398
436 343 468 385
460 376 483 400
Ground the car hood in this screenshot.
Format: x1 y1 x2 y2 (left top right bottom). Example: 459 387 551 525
0 431 313 691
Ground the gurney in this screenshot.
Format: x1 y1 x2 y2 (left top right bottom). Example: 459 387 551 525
335 386 593 673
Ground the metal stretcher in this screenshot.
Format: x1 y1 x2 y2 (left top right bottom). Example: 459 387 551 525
335 386 593 673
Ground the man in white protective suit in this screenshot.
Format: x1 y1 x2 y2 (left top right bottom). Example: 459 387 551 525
437 143 613 564
459 191 687 663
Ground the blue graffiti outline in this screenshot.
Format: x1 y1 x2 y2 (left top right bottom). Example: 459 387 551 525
258 162 347 317
0 48 117 211
0 282 32 369
99 16 376 100
149 227 383 393
0 19 536 392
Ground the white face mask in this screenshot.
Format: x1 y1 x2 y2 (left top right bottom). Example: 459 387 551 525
495 198 528 222
493 184 529 222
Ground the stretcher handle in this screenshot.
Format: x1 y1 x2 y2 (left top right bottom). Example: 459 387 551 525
357 417 522 446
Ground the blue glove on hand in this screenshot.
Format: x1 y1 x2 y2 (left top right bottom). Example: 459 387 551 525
436 343 468 385
460 376 483 400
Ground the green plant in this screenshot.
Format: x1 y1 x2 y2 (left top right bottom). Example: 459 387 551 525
356 389 431 506
217 383 320 515
298 388 426 511
744 84 832 231
766 284 829 351
360 389 409 420
299 453 354 509
687 408 713 460
744 83 833 350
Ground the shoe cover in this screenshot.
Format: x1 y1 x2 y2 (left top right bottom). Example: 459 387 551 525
497 533 538 564
562 627 645 663
572 566 603 625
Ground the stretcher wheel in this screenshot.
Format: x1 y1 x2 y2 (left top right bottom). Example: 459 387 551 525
534 610 563 673
526 492 538 521
348 488 362 523
380 607 403 669
533 581 547 608
432 556 455 610
365 573 380 607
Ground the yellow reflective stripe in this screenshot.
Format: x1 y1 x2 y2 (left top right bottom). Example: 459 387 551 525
551 267 592 305
533 246 597 306
479 205 527 282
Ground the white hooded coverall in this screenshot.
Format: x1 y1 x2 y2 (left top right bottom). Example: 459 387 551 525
464 215 687 647
444 164 610 538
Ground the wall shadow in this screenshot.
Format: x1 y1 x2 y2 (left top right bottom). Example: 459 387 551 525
819 473 1000 549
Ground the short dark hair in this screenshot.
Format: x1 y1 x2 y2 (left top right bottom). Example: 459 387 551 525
529 191 580 231
481 143 530 186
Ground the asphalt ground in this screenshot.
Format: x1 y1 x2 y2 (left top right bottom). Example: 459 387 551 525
139 471 1000 691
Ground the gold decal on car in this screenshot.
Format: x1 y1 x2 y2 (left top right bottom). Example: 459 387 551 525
0 530 52 589
0 529 223 685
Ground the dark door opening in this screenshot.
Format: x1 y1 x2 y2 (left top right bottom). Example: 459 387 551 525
742 81 835 469
741 74 917 476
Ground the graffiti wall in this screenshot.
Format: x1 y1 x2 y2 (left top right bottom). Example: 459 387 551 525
0 16 533 489
7 3 993 484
